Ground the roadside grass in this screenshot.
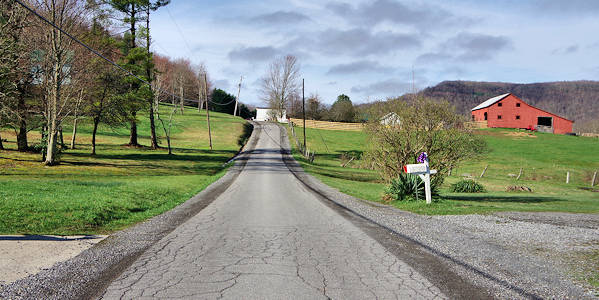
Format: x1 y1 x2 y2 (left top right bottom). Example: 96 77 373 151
571 248 599 293
0 105 246 235
288 125 599 215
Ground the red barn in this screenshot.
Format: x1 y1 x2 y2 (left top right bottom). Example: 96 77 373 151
471 93 573 134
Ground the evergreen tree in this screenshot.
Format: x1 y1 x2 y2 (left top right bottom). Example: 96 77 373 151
105 0 169 147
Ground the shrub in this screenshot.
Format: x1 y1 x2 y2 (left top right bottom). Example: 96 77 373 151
385 173 439 201
451 179 485 193
364 97 487 188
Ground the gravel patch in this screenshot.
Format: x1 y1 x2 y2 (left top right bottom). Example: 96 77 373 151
494 211 599 230
0 235 106 284
278 124 598 299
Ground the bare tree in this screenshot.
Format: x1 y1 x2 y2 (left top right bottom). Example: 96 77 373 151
69 89 83 149
37 0 86 165
155 94 177 155
306 93 324 120
193 63 207 111
260 55 300 120
286 91 302 118
0 0 36 152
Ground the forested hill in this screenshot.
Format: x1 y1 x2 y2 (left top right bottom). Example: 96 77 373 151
419 80 599 126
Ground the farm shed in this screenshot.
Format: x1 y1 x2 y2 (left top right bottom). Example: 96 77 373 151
471 93 573 134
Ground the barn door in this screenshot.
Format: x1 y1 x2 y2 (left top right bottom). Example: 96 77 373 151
537 117 553 133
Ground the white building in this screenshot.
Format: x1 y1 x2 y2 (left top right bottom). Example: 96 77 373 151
380 112 401 126
255 108 287 122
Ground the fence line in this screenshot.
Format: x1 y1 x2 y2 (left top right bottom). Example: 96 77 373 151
288 118 363 131
288 121 314 162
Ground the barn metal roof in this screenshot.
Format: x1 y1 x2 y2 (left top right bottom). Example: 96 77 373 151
471 93 510 111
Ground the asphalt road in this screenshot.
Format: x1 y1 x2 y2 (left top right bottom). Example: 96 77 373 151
101 123 446 299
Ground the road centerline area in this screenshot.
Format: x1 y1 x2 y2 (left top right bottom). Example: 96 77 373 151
101 123 446 299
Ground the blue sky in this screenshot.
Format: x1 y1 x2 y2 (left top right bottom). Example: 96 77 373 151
148 0 599 106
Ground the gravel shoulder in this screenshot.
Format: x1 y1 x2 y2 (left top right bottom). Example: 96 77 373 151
278 124 598 299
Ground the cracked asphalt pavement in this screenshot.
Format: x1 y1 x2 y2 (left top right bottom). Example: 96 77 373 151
101 123 446 299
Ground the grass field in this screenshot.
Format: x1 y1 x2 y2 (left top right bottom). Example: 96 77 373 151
289 125 599 215
0 105 247 235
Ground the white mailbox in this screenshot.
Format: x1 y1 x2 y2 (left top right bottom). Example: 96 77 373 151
403 152 436 204
404 163 428 174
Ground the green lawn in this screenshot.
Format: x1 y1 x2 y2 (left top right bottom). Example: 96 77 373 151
0 105 246 234
289 125 599 215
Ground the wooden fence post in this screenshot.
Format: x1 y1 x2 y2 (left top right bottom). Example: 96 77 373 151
566 171 570 184
592 171 597 187
480 165 489 178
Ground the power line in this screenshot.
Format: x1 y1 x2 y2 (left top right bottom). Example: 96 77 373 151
13 0 201 104
165 6 195 59
162 5 238 108
14 0 238 108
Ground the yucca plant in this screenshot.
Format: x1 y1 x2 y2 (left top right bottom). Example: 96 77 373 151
451 179 485 193
385 173 438 201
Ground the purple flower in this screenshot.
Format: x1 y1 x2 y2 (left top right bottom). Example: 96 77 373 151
417 152 428 163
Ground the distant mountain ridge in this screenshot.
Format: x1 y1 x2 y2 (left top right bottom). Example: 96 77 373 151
419 80 599 128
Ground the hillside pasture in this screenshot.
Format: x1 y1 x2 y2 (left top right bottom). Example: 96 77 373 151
289 125 599 215
0 105 246 235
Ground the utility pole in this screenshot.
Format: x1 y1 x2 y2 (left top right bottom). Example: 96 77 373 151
204 73 212 150
234 76 242 117
302 78 306 151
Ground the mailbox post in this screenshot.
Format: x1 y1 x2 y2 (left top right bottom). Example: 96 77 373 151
403 152 437 204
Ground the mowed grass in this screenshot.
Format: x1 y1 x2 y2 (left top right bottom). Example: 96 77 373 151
0 104 246 234
288 125 599 215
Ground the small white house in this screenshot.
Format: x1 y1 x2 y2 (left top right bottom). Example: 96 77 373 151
255 108 287 122
380 112 401 126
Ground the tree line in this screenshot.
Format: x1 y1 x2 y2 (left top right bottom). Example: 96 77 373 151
0 0 251 165
258 55 365 123
286 93 370 123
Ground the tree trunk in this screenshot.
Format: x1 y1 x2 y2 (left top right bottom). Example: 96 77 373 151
41 125 47 161
17 95 28 151
129 115 138 146
17 119 28 151
179 79 184 115
166 134 171 155
45 66 60 165
45 125 58 165
92 117 99 155
45 0 62 166
58 126 64 148
149 102 158 149
70 118 78 149
130 4 136 49
127 3 138 147
145 7 158 150
70 90 83 149
0 131 4 150
198 78 202 112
